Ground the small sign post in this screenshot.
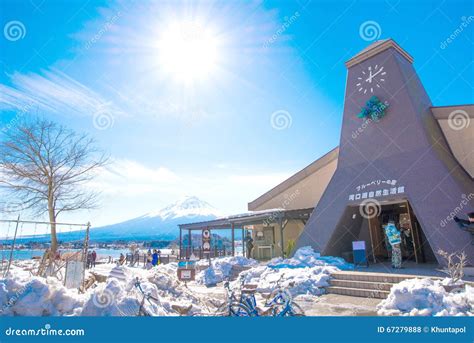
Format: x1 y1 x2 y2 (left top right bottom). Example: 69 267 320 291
352 241 368 268
177 260 196 283
202 228 211 253
202 228 211 266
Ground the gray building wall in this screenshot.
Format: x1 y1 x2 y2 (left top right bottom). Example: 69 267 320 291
297 40 474 265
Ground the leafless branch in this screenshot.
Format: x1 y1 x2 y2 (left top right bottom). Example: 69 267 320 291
0 117 109 251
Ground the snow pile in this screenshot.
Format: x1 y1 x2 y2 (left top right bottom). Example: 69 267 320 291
196 256 258 286
0 262 207 317
235 247 347 296
81 278 146 316
148 264 209 315
83 263 206 316
377 278 474 316
108 265 129 282
268 246 353 270
239 264 336 296
0 271 85 316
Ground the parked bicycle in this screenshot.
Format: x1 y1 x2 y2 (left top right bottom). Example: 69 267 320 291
215 279 253 316
216 274 305 317
262 275 305 317
134 277 161 316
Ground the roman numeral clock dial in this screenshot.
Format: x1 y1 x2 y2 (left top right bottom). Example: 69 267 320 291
356 65 386 94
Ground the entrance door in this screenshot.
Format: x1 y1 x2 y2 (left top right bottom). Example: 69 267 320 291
366 200 425 264
368 214 387 263
405 201 424 263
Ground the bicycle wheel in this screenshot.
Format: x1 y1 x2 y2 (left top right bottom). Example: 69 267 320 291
230 302 252 316
217 302 252 317
287 302 305 317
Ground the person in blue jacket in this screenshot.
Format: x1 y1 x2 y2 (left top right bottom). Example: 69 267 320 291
151 249 159 266
384 220 402 269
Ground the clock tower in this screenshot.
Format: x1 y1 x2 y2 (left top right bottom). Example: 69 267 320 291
297 39 474 265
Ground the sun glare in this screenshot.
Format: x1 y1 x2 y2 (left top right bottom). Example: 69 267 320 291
158 21 218 83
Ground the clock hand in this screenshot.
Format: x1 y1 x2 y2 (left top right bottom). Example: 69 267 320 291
370 68 383 79
365 71 373 83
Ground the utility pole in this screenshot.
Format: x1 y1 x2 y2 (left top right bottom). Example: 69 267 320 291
5 215 20 277
81 222 91 292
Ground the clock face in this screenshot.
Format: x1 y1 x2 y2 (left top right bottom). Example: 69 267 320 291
356 64 386 94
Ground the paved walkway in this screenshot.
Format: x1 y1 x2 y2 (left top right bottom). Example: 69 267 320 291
296 294 380 316
354 261 474 282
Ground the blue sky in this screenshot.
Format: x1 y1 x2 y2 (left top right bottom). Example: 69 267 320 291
0 0 473 227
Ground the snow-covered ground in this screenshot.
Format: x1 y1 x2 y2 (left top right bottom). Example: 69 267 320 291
377 278 473 316
0 261 212 316
3 247 471 317
1 246 349 316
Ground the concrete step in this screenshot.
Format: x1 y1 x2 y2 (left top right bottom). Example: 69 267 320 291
331 271 420 284
328 271 474 300
329 279 393 291
326 286 390 299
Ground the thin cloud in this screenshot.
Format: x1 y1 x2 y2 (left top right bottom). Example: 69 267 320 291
0 68 125 118
89 159 181 195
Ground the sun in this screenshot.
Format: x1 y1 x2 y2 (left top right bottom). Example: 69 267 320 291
157 21 219 83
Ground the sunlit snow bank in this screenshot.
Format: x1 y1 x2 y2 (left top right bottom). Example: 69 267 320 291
239 264 336 296
0 263 207 316
0 266 86 316
237 247 350 296
196 256 258 286
0 247 352 316
268 246 354 271
377 278 474 316
196 247 352 288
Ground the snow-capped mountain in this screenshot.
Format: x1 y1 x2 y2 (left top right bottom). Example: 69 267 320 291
90 196 222 241
144 196 221 220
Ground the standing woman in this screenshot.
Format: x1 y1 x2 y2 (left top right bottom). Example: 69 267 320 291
151 249 158 266
384 220 402 268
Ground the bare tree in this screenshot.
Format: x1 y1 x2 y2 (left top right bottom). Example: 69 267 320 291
437 249 467 284
0 118 108 253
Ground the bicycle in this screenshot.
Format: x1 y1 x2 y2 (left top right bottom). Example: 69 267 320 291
216 274 305 317
135 277 197 316
134 277 161 316
262 274 305 317
242 274 304 317
215 279 253 316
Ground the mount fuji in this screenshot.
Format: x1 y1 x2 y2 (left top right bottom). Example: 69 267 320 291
90 196 222 241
